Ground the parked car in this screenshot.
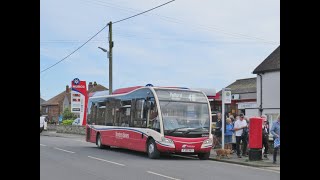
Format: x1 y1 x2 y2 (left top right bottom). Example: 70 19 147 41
40 115 48 131
72 118 81 126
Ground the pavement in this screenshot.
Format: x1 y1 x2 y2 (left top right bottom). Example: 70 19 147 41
209 149 280 170
41 130 280 172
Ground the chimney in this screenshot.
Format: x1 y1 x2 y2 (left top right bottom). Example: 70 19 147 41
88 82 93 91
66 85 69 93
93 81 97 87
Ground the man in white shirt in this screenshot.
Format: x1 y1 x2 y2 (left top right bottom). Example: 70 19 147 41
233 113 248 158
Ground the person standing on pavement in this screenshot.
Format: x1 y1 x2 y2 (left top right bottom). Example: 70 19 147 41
215 112 222 145
233 113 248 158
229 115 237 153
270 114 280 164
224 118 234 150
244 116 250 155
261 115 270 158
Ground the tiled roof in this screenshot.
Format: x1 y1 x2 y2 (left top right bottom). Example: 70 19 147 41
253 46 280 74
40 98 46 105
88 84 108 93
42 91 69 106
219 78 256 94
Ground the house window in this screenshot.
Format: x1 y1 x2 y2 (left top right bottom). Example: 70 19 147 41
46 107 48 113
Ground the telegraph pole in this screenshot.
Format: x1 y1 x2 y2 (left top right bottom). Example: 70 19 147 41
108 21 113 95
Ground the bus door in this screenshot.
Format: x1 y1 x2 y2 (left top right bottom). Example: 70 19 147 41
129 99 148 152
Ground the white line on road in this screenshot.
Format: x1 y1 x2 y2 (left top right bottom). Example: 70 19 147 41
54 147 75 154
87 156 125 166
74 139 86 142
147 171 180 180
40 144 47 146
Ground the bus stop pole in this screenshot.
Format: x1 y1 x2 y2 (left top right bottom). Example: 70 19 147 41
222 96 225 150
221 88 231 150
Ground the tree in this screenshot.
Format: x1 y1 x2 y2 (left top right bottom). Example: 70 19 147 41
62 108 77 120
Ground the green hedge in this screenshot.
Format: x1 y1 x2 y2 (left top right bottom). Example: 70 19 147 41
62 119 74 125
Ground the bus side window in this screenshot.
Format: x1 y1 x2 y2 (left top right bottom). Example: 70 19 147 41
131 99 146 128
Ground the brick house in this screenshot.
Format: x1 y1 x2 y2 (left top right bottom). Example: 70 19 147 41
41 82 107 123
40 97 46 114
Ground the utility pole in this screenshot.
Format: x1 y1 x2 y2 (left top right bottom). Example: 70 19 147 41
108 21 113 95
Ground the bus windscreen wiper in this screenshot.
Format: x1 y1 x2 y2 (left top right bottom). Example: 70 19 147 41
167 127 188 134
184 127 209 134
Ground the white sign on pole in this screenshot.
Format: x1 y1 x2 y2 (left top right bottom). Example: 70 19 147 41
223 90 232 104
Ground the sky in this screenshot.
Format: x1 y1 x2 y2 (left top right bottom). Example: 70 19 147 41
40 0 280 101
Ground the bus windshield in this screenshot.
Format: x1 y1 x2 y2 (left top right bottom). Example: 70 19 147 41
155 89 210 135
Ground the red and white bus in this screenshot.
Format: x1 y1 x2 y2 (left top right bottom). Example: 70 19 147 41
86 86 213 159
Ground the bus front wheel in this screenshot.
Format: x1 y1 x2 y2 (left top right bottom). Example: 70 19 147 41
147 139 160 159
198 152 210 160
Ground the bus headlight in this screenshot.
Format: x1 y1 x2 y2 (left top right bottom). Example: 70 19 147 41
201 138 213 148
161 137 174 144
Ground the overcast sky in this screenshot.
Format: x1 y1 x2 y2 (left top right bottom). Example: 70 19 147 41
40 0 279 100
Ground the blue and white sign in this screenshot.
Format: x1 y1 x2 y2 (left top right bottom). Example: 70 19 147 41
73 78 80 85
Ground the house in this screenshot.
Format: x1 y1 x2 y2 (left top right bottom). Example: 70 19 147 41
41 85 71 123
251 46 280 123
40 97 46 113
212 78 257 117
87 81 108 97
41 82 107 123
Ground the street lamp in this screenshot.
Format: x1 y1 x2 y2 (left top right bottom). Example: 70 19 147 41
98 46 112 95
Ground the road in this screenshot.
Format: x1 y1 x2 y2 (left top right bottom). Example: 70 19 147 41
40 134 280 180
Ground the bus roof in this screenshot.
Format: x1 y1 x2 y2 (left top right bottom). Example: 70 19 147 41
90 86 216 98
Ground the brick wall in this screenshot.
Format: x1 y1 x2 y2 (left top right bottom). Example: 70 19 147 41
56 125 86 135
41 105 60 123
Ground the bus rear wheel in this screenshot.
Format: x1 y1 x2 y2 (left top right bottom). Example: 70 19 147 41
147 139 160 159
96 134 110 149
198 152 210 160
96 134 105 149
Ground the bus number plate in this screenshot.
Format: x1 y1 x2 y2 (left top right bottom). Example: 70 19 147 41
181 149 194 152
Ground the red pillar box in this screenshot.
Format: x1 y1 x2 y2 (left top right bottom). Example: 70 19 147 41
248 117 263 161
249 117 263 148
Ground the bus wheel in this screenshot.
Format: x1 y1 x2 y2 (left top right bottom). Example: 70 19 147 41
96 134 104 149
147 139 160 159
198 152 210 160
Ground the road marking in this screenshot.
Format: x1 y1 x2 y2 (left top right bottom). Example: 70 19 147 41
54 147 75 154
147 171 180 180
74 139 86 142
87 156 125 166
40 144 47 146
211 160 280 173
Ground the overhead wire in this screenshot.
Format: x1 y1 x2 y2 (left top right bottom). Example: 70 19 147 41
40 0 176 74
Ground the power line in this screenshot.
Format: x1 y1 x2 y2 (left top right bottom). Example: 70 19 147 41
82 0 277 44
40 24 108 73
113 0 175 24
40 0 176 74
